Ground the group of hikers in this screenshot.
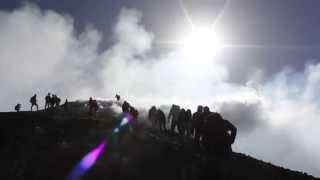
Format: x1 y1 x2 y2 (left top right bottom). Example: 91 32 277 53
148 106 167 131
15 93 237 155
88 97 99 115
14 93 68 112
121 100 139 121
87 95 139 121
148 104 237 155
44 93 65 110
86 96 236 156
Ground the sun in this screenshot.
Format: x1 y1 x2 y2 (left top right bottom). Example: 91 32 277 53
180 27 221 62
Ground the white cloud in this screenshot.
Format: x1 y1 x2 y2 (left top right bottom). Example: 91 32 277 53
0 3 319 177
229 64 320 175
0 3 101 109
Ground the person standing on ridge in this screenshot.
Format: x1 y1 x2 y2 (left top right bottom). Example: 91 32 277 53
148 106 157 127
157 109 167 132
177 108 186 136
192 105 204 144
30 94 38 111
115 94 121 101
168 104 181 133
88 97 99 115
63 99 69 112
185 109 192 138
202 112 237 155
45 93 51 110
122 101 130 113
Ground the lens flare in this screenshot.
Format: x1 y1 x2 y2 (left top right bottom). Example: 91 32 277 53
112 114 133 134
68 113 135 180
81 142 106 169
119 113 133 127
113 127 120 134
68 141 107 180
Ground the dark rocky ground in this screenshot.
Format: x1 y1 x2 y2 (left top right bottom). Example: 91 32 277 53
0 101 318 180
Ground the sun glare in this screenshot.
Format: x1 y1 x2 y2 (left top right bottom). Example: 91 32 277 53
180 27 221 62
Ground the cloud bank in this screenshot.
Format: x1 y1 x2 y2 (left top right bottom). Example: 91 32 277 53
0 3 319 176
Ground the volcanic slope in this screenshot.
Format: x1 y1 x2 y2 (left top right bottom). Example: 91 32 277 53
0 101 318 180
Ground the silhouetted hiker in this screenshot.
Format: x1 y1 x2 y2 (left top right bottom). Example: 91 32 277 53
93 100 99 113
49 94 55 108
202 112 237 156
88 97 99 115
203 106 211 118
15 103 21 112
148 106 157 127
30 94 38 111
63 99 69 112
185 109 192 137
45 93 51 110
122 101 130 113
55 95 61 107
177 108 186 135
157 109 166 131
192 105 204 144
51 94 61 108
200 113 236 179
115 94 121 101
168 104 180 133
51 95 55 108
129 106 139 121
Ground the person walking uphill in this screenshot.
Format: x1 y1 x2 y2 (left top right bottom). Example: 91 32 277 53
157 109 167 132
148 106 157 128
177 108 186 136
202 112 237 156
45 93 51 110
168 104 181 133
88 97 99 115
185 109 192 138
192 105 204 144
30 94 38 111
